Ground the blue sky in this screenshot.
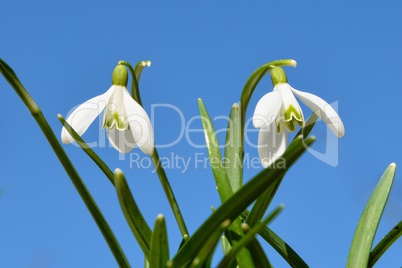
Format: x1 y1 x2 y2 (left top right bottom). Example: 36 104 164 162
1 1 401 267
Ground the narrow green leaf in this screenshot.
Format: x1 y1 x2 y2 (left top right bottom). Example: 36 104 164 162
256 223 308 268
198 98 233 202
144 256 150 268
246 175 284 227
221 235 232 256
115 169 152 259
368 220 402 267
218 215 275 268
170 136 314 267
199 98 255 268
347 163 397 268
178 234 190 250
246 133 309 227
224 103 242 192
247 238 273 268
243 204 284 228
189 220 231 268
240 211 308 267
0 58 130 268
294 112 319 140
149 214 170 268
58 115 114 185
241 224 273 268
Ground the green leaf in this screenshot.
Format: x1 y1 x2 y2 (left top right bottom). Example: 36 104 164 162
243 204 284 228
246 133 310 227
224 103 242 193
150 214 170 268
189 220 231 268
221 235 232 256
0 58 130 268
199 98 255 267
58 115 114 185
178 234 190 250
114 169 152 260
170 135 314 267
246 238 273 268
347 163 397 268
255 223 309 268
218 215 275 268
245 175 284 227
240 211 308 267
198 98 233 202
294 112 319 140
368 220 402 267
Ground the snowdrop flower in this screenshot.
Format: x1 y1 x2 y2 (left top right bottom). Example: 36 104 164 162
253 67 344 167
61 65 154 155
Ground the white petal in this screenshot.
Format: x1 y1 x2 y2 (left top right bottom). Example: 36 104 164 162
61 86 114 144
258 125 288 168
107 128 136 154
290 87 345 138
122 89 155 156
103 86 129 130
277 83 304 124
252 91 282 128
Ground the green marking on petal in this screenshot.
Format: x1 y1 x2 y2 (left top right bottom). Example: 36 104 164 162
103 112 128 130
284 105 302 122
285 120 296 132
276 122 282 133
283 105 304 132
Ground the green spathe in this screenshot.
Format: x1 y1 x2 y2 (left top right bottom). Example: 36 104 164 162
270 67 287 86
112 65 128 86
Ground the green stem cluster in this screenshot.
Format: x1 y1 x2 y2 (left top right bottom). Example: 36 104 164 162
0 58 130 268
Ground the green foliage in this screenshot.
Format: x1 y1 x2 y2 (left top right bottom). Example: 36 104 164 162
1 57 400 268
347 163 397 268
149 215 170 268
115 169 152 260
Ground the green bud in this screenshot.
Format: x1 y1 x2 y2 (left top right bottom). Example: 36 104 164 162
270 67 287 86
112 65 128 86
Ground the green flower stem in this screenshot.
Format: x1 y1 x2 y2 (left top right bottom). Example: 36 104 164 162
151 150 189 237
0 59 130 268
120 60 189 237
58 115 115 185
368 220 402 267
118 60 142 106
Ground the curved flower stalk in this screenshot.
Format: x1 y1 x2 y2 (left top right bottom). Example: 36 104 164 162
253 67 344 167
61 65 154 155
